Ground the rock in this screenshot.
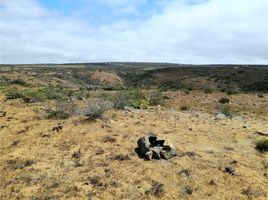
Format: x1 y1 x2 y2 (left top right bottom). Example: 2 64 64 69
0 111 6 117
161 146 177 159
137 136 151 156
151 147 162 159
256 131 268 136
52 125 63 132
243 124 250 129
224 166 235 175
136 134 176 160
232 116 244 122
215 113 227 120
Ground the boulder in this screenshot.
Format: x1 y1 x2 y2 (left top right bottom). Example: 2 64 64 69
136 134 176 160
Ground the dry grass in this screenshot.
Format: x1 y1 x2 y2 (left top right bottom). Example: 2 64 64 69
0 90 267 200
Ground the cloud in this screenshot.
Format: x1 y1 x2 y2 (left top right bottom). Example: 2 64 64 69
0 0 267 64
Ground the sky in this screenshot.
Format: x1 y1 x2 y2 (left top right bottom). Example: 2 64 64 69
0 0 267 64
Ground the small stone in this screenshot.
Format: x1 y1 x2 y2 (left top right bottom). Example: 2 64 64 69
232 116 244 122
0 111 6 117
243 124 250 129
224 166 235 175
216 113 227 120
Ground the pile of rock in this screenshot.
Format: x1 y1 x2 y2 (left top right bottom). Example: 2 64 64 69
136 133 176 160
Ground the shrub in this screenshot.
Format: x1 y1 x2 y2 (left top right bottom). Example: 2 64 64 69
83 101 113 120
11 79 27 86
180 106 188 111
113 90 149 109
114 91 130 109
217 105 238 118
256 139 268 152
219 97 230 104
184 90 190 95
149 91 163 106
204 88 213 94
6 90 25 99
46 109 70 119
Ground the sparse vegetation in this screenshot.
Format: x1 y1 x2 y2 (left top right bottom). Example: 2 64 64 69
46 109 70 119
217 105 239 118
149 91 163 105
219 97 230 104
180 105 189 111
255 139 268 152
83 101 112 120
204 88 213 94
113 89 149 109
0 65 267 200
11 79 27 86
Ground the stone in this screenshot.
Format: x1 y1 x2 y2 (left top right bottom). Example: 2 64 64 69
151 147 162 159
243 124 250 129
256 131 268 136
232 116 244 122
215 113 227 120
0 111 6 117
136 134 176 160
161 146 177 159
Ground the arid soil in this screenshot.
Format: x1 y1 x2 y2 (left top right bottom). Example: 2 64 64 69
0 89 267 200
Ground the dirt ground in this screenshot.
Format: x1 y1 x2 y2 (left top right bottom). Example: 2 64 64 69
0 91 267 200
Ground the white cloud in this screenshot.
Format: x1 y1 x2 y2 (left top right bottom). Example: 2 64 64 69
0 0 267 64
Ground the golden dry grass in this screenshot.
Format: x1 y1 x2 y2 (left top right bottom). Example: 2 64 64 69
0 91 267 199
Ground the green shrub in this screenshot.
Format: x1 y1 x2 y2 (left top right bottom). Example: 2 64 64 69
6 90 25 99
46 109 70 119
149 91 163 106
219 97 230 104
113 89 149 109
11 79 27 86
204 88 213 94
256 139 268 152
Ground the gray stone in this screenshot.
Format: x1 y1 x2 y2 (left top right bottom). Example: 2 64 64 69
232 116 244 122
136 134 176 160
256 131 268 136
216 113 227 120
137 136 151 156
161 146 177 159
151 147 162 159
243 124 250 129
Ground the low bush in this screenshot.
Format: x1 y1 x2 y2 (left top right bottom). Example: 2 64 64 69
113 89 149 109
11 79 27 86
83 101 113 120
6 87 75 102
46 109 70 119
256 139 268 152
6 90 25 99
160 81 192 91
219 97 230 104
204 88 213 94
149 91 163 106
180 105 189 111
217 105 239 118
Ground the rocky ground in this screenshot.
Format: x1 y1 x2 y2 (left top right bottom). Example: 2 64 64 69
0 89 267 200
